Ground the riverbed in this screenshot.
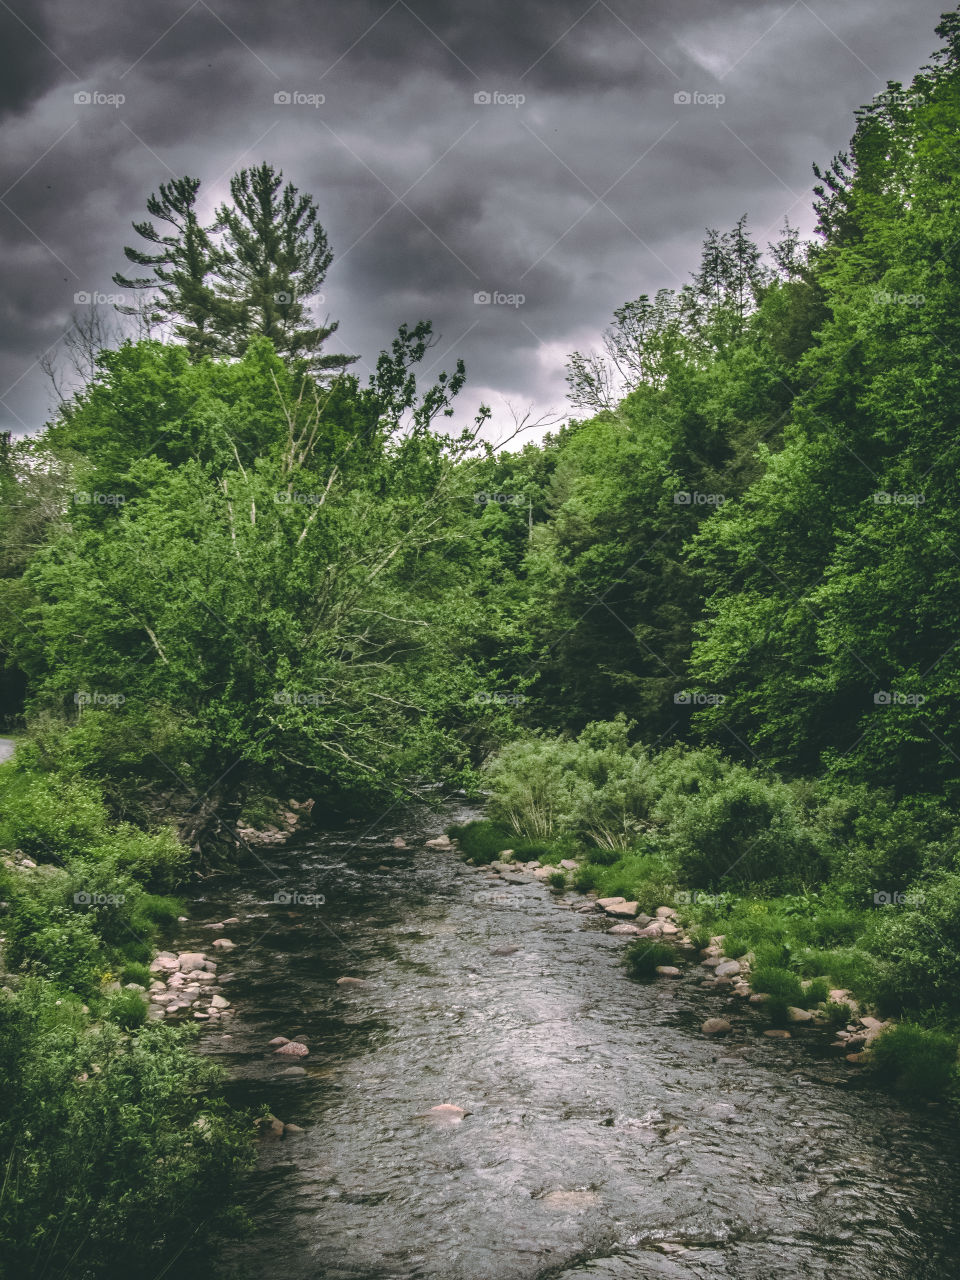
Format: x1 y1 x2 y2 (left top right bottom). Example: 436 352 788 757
178 801 960 1278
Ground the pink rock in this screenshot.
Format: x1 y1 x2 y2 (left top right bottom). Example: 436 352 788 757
212 938 236 950
274 1041 309 1057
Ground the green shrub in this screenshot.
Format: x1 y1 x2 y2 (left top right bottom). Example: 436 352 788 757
624 940 677 978
867 872 960 1012
751 966 805 1005
868 1022 958 1098
85 823 187 893
0 981 253 1277
121 961 153 987
107 988 149 1029
547 871 567 890
448 819 523 864
722 936 750 958
663 767 825 890
0 767 107 858
805 977 830 1005
824 1000 853 1028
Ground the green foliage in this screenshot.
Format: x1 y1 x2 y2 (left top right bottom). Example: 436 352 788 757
0 982 253 1278
824 1000 853 1028
624 940 677 978
868 1022 959 1098
120 961 153 987
751 966 805 1005
447 819 550 865
547 871 567 890
867 873 960 1011
107 988 149 1029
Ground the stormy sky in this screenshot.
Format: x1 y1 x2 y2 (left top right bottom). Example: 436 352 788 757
0 0 951 439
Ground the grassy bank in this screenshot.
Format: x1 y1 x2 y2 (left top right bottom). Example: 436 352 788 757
0 749 253 1278
452 718 960 1102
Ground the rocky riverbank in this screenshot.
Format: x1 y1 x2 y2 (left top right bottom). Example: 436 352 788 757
447 835 895 1067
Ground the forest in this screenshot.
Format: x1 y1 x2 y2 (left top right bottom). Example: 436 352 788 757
3 9 960 1278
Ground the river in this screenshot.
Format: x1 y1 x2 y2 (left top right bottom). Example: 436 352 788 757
175 800 960 1279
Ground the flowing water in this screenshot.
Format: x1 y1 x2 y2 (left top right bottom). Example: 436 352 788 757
180 801 960 1279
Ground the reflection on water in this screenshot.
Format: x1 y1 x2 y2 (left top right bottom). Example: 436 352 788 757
178 804 960 1279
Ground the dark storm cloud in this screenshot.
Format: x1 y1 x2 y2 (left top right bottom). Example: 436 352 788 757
0 0 953 435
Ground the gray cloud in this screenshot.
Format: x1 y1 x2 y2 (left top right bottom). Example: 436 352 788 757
0 0 951 436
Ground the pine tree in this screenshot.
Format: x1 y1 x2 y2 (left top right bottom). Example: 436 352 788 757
214 163 356 374
112 177 228 359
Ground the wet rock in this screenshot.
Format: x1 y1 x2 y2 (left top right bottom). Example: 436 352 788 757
636 922 664 938
787 1007 814 1023
635 913 654 927
702 956 721 967
283 1123 305 1135
336 976 367 986
281 1066 308 1076
596 896 627 911
212 938 236 950
222 917 240 926
607 923 641 935
748 992 770 1004
764 1029 791 1039
425 835 452 850
715 960 741 978
559 859 579 871
150 956 179 973
846 1051 867 1064
193 1011 209 1020
210 994 230 1009
257 1115 285 1138
490 945 520 956
655 906 678 920
391 836 408 848
702 1018 731 1035
659 921 680 936
274 1041 309 1057
860 1015 884 1031
656 966 681 977
706 1102 738 1121
418 1104 466 1123
269 1036 290 1047
606 901 640 918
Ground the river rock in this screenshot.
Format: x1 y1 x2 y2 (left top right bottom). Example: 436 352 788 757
606 901 640 918
608 923 641 935
257 1115 285 1138
656 907 678 920
659 921 680 936
281 1066 307 1076
636 922 664 938
274 1041 309 1057
846 1051 867 1063
283 1123 305 1135
656 966 681 977
419 1104 466 1123
764 1029 791 1039
635 913 654 927
391 836 408 848
787 1007 814 1023
222 917 240 926
210 994 230 1009
702 1018 731 1035
490 944 520 955
269 1036 290 1046
596 896 627 911
576 902 599 913
498 849 515 862
193 1011 209 1020
702 956 721 967
336 976 367 986
150 956 179 973
748 992 770 1004
425 835 452 850
559 859 579 871
177 951 206 970
715 960 741 978
212 938 236 950
860 1015 884 1031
